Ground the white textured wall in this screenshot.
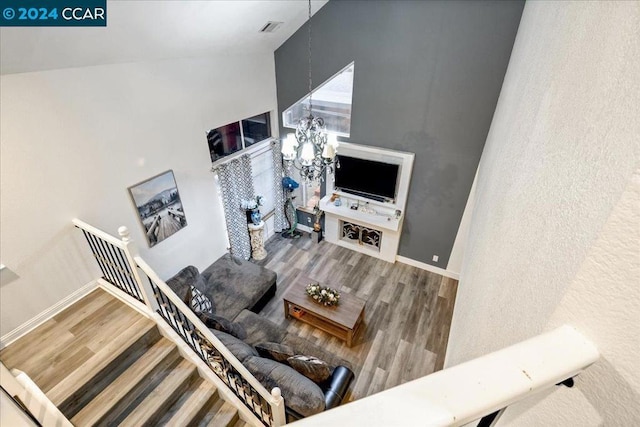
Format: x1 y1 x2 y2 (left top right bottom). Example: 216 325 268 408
447 1 640 426
447 168 478 275
0 53 278 336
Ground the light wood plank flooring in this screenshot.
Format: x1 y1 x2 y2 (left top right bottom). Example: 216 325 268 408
254 233 458 402
0 288 149 394
0 289 242 426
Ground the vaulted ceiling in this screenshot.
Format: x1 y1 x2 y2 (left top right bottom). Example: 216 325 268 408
0 0 327 75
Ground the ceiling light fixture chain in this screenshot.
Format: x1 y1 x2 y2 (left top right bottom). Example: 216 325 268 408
280 0 339 185
308 0 313 114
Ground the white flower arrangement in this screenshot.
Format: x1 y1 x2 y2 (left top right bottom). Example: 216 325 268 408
305 282 340 307
241 195 265 210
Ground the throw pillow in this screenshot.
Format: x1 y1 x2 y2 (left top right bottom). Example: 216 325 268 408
198 312 247 340
244 356 325 417
287 355 332 383
190 285 213 314
255 342 296 364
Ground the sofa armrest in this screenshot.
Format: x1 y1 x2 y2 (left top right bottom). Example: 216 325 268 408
322 365 354 410
284 365 354 423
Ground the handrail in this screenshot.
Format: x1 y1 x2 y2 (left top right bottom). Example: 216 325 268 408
72 218 124 247
293 325 599 426
1 362 73 427
73 218 287 426
73 218 150 306
135 255 286 426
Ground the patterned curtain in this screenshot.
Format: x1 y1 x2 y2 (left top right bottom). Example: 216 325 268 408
271 139 288 232
216 155 255 260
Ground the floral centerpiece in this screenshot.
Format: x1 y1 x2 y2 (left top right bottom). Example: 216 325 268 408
241 195 265 225
306 282 340 307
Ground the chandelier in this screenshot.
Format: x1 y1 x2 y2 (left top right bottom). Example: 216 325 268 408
281 0 339 184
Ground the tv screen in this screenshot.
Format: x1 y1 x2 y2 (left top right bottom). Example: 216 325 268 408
335 155 399 201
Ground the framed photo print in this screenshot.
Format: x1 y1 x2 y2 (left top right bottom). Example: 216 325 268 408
128 170 187 247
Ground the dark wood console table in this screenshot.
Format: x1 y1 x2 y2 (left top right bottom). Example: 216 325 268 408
283 275 365 347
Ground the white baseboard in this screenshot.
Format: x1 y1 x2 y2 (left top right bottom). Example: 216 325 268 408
96 278 153 319
0 280 98 350
396 256 460 280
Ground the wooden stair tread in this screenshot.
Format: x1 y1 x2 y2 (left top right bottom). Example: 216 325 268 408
47 316 156 407
69 298 143 353
70 337 177 426
1 288 248 427
162 378 218 426
206 401 239 427
119 358 197 427
34 298 136 393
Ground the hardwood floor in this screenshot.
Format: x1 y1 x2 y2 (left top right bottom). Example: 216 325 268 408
254 233 458 402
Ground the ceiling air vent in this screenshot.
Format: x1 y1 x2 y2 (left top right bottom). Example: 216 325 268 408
260 21 283 33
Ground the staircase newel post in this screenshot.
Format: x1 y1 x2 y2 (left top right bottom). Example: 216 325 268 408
270 387 286 426
118 226 155 312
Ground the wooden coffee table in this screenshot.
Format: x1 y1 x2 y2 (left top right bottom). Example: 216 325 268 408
283 275 366 347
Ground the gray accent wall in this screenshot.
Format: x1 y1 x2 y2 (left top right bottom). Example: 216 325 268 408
275 0 524 267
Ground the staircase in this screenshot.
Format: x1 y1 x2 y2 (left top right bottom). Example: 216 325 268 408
0 288 248 426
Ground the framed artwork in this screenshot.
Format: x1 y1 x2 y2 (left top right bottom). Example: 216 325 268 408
128 170 187 247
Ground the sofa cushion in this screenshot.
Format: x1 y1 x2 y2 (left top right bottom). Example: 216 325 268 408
244 356 325 417
201 254 277 320
210 330 258 363
281 334 350 371
287 355 332 383
199 312 246 340
255 342 296 364
235 311 350 371
233 310 287 345
166 266 209 306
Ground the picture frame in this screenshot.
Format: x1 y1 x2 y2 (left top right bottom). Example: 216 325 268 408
128 170 187 247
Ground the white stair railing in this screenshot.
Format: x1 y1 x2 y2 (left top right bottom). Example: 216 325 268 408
293 325 599 426
73 218 286 426
1 362 73 427
73 218 152 307
135 255 286 426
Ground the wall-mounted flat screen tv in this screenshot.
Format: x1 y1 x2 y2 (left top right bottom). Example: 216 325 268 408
334 155 399 202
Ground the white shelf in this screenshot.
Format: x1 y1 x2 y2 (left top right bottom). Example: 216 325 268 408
320 196 401 232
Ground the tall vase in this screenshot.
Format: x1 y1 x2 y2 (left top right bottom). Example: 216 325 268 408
250 209 262 225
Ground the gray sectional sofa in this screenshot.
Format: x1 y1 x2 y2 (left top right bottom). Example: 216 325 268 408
165 253 354 420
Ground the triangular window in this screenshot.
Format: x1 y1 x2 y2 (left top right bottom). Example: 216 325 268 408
283 62 354 137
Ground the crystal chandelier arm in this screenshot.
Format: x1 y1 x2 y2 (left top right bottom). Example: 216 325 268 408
280 0 339 185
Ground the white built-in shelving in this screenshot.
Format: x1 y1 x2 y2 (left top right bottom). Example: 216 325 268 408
321 142 414 263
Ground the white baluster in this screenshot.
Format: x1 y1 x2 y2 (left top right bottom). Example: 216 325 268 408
118 226 155 311
270 387 286 426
